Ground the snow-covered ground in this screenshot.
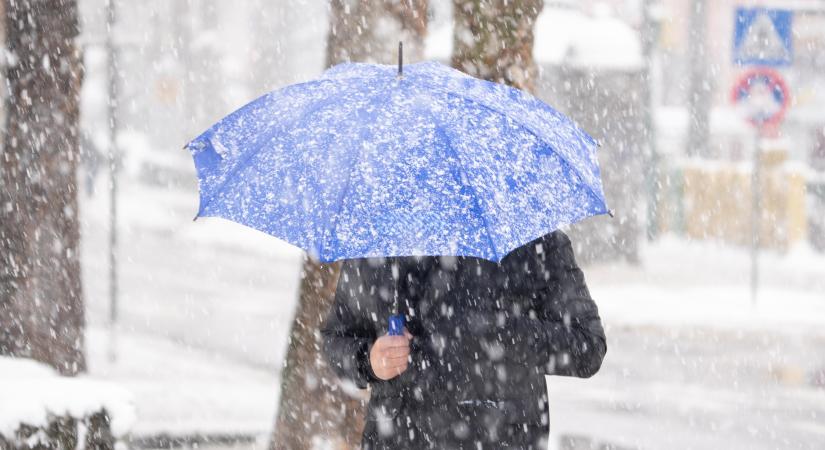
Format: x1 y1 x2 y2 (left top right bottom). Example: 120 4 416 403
591 237 825 332
85 327 277 437
0 356 135 439
79 171 825 448
551 239 825 449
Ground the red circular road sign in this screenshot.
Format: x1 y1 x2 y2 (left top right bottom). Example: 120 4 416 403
731 67 790 128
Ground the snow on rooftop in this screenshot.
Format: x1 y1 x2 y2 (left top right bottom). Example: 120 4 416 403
535 7 643 70
425 22 453 62
655 106 754 137
426 8 643 71
0 356 135 438
534 8 582 65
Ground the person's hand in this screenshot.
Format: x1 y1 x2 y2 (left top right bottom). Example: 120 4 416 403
369 328 413 380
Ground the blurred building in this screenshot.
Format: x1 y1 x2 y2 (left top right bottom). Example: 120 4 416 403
78 0 328 189
528 1 825 256
70 0 825 257
532 7 646 263
651 0 825 251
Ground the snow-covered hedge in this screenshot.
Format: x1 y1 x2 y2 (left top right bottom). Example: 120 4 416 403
0 357 135 450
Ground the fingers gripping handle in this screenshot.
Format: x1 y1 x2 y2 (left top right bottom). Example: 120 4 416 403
388 314 405 336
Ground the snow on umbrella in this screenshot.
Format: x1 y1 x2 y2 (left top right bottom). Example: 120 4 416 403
185 58 609 264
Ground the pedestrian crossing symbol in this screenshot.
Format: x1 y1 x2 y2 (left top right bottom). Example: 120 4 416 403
733 7 793 67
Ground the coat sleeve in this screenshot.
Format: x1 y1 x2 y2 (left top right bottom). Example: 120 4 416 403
320 260 379 389
506 231 607 378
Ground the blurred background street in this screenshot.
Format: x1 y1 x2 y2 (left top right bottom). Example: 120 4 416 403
79 165 825 448
2 0 824 449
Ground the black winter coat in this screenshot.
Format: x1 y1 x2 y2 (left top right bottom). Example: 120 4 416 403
320 231 607 449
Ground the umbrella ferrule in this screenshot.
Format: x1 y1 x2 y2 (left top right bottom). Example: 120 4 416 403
397 41 403 78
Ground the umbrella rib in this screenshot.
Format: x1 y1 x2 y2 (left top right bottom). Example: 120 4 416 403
413 82 604 210
191 83 336 218
319 81 393 260
194 80 374 226
299 85 388 259
427 110 500 261
316 136 357 262
187 77 346 152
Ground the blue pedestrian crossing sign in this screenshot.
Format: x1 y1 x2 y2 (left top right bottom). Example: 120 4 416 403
733 7 793 67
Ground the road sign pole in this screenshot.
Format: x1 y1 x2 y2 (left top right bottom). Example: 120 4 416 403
750 129 762 306
733 7 793 308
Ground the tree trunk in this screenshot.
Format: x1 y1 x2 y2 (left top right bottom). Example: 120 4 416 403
326 0 428 66
452 0 543 92
0 0 85 375
270 257 357 450
270 2 427 449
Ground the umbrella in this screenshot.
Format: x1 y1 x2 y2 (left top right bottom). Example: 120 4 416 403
186 53 609 271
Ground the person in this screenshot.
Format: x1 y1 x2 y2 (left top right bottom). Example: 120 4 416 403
321 230 606 449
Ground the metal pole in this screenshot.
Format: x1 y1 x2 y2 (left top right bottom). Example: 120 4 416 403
751 128 762 306
642 0 660 240
106 0 119 362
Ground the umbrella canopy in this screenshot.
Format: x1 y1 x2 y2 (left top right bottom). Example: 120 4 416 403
186 61 608 262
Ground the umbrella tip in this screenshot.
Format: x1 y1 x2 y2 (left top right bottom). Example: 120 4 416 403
193 214 199 222
607 209 615 218
398 41 403 77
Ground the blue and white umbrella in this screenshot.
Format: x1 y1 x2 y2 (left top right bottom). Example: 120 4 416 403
186 58 608 263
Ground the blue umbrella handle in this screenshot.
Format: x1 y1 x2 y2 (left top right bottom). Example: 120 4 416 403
388 314 405 336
